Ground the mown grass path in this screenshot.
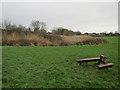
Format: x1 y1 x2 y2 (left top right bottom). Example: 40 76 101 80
2 36 119 88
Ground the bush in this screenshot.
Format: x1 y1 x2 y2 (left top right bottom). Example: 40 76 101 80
2 40 17 46
2 32 108 46
18 40 32 46
59 41 69 46
44 34 62 42
75 38 108 45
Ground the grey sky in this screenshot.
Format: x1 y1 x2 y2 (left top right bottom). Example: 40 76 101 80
1 2 118 33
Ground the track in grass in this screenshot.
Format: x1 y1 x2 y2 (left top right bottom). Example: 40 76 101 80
2 36 119 88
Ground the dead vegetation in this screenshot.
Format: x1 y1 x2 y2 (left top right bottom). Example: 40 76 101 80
2 32 108 46
61 35 92 44
75 38 109 45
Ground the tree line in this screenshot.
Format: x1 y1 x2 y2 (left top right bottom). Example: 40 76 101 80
1 20 120 37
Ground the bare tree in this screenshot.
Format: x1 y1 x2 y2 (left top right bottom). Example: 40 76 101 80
31 20 40 32
0 22 2 30
2 20 12 34
31 20 47 33
39 22 47 31
2 20 11 29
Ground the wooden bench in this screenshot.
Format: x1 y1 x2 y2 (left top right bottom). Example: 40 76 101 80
77 55 105 65
77 57 100 65
77 55 114 69
98 63 113 69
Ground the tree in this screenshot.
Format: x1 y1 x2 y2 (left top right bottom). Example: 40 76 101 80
39 22 47 36
114 31 119 36
109 32 113 36
75 31 81 35
0 22 2 30
31 20 40 32
39 22 47 31
52 27 78 36
17 24 27 33
2 20 11 34
2 20 11 29
30 20 47 34
100 32 107 36
52 27 69 35
84 32 88 35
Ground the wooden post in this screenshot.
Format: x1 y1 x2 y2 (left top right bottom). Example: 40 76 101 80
98 55 103 64
102 56 108 64
79 61 82 65
79 62 82 65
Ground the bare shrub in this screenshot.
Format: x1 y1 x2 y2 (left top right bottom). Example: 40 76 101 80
75 38 108 45
61 35 92 44
2 32 108 46
2 32 49 46
44 34 62 42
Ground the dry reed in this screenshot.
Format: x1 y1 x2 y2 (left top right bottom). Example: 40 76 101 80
2 32 108 46
61 35 92 43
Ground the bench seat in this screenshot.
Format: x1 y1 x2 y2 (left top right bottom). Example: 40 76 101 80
77 57 100 63
98 63 113 69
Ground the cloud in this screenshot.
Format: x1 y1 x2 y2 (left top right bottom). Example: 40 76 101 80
2 2 118 33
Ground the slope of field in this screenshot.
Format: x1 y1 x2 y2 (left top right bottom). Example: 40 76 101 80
2 36 119 88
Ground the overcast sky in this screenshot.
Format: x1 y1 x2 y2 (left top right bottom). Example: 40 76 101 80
1 2 118 33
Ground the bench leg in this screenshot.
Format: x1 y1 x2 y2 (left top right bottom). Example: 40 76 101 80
98 58 102 64
79 62 82 65
98 61 101 64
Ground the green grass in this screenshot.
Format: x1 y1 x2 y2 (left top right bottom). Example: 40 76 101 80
2 36 119 88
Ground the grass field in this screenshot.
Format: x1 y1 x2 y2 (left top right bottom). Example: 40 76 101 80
2 36 119 88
